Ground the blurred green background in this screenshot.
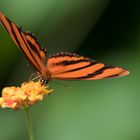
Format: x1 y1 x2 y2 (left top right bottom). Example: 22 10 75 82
0 0 139 140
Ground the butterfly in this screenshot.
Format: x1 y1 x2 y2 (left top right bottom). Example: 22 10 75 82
0 12 129 84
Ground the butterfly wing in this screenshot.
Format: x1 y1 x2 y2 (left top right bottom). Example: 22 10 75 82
47 53 129 80
0 12 129 81
0 12 46 76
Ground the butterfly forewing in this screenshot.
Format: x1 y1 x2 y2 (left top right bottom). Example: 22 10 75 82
47 53 129 80
0 12 46 76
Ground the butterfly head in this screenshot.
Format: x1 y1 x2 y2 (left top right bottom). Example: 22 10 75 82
40 76 50 85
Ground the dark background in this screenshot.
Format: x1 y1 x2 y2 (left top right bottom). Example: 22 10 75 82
0 0 139 140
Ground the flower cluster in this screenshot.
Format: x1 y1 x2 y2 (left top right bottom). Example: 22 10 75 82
0 81 53 110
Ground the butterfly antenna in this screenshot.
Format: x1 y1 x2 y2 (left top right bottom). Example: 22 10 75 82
51 81 72 89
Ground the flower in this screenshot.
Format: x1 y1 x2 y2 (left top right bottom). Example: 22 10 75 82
0 81 53 110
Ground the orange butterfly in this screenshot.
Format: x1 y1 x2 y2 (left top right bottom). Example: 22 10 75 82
0 12 129 84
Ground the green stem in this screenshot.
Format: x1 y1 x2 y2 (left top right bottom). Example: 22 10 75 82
24 107 34 140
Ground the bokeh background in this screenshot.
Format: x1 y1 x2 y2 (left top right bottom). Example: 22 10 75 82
0 0 139 140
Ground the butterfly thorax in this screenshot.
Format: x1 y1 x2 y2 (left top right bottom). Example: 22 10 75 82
43 69 52 84
37 70 51 84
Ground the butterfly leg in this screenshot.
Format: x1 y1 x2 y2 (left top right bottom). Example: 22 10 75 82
29 73 42 82
29 73 36 81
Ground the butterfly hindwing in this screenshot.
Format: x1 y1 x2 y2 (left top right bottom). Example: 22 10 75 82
47 53 129 80
0 12 46 76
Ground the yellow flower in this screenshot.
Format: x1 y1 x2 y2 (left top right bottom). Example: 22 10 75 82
0 81 53 110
